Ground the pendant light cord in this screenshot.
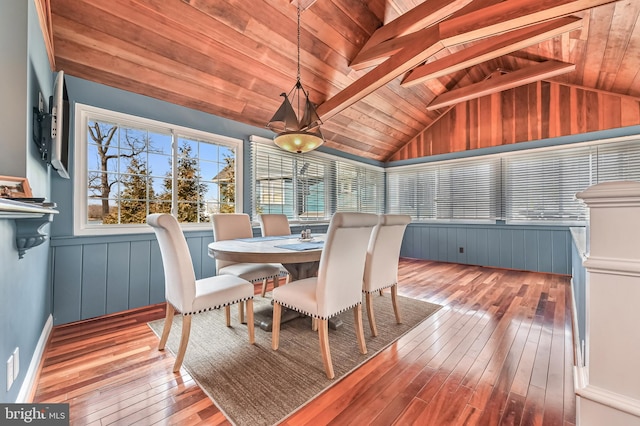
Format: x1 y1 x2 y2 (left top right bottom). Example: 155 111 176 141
297 3 301 84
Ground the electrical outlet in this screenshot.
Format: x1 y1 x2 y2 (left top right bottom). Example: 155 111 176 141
12 348 19 381
459 247 464 254
6 355 13 391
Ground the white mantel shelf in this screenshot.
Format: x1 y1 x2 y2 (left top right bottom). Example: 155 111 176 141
0 198 59 258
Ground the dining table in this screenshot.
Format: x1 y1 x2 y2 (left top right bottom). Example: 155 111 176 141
207 234 343 331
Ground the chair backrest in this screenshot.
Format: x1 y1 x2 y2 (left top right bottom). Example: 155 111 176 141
258 214 291 237
147 213 196 313
211 213 253 270
316 212 379 318
364 214 411 293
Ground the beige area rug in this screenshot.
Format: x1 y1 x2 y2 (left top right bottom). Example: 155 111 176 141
148 294 441 426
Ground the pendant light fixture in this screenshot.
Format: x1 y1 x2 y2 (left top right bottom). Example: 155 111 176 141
266 4 324 154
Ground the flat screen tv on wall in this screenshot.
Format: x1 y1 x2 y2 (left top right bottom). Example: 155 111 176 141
34 70 70 179
48 71 70 179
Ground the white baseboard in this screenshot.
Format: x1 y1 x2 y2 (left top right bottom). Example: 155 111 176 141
569 277 585 368
16 314 53 403
575 363 640 420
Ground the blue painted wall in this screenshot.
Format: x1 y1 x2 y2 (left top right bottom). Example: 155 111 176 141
400 222 571 275
0 0 55 403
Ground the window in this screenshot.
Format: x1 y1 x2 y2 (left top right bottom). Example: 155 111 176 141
596 139 640 183
386 167 436 219
251 137 384 221
259 180 285 205
504 146 593 223
505 137 640 223
437 158 501 220
387 135 640 225
386 156 501 222
335 161 385 213
74 104 243 235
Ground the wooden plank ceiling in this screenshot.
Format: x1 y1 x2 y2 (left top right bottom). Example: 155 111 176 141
47 0 640 162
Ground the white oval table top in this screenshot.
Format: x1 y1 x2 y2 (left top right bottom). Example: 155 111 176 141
207 234 325 264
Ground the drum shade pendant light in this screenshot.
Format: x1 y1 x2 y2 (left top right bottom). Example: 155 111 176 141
266 4 324 154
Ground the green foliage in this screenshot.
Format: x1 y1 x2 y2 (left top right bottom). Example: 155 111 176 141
158 143 208 222
89 120 234 224
218 155 235 213
103 157 155 224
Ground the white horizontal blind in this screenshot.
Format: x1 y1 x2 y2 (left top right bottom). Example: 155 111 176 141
335 161 385 213
436 157 501 220
595 138 640 183
386 166 437 219
504 146 594 222
387 157 500 221
252 142 384 221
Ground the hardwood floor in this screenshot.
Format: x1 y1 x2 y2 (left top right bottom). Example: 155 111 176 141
33 259 575 425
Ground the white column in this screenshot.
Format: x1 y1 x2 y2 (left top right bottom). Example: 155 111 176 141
575 181 640 425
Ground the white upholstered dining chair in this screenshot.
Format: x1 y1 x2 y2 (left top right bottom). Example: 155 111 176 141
147 213 255 372
271 212 379 379
211 213 281 303
363 214 411 336
258 213 292 290
258 213 292 237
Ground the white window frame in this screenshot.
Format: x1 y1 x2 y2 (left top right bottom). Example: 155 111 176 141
250 135 385 223
386 155 502 224
73 103 243 235
387 134 640 226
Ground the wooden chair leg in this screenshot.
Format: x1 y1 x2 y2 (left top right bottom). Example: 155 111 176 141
365 292 378 337
311 317 318 331
158 303 175 350
379 289 384 296
173 314 192 372
225 305 231 327
245 299 255 344
239 301 245 324
261 279 268 297
318 319 334 379
391 284 401 324
272 302 282 350
354 305 367 355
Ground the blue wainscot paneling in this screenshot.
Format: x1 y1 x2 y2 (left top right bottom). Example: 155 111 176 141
400 222 572 275
52 221 565 326
51 231 214 325
51 223 329 325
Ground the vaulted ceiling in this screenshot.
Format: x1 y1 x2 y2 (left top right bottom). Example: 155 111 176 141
42 0 640 162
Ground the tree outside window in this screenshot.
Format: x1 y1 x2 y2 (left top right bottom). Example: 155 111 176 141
84 116 238 227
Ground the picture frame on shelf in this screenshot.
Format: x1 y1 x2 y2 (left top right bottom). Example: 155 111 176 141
0 175 33 198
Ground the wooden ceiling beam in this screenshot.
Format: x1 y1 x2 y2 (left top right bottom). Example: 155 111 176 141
317 0 618 123
317 27 445 122
426 60 576 110
439 0 616 44
350 0 473 70
402 16 582 87
350 30 433 71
